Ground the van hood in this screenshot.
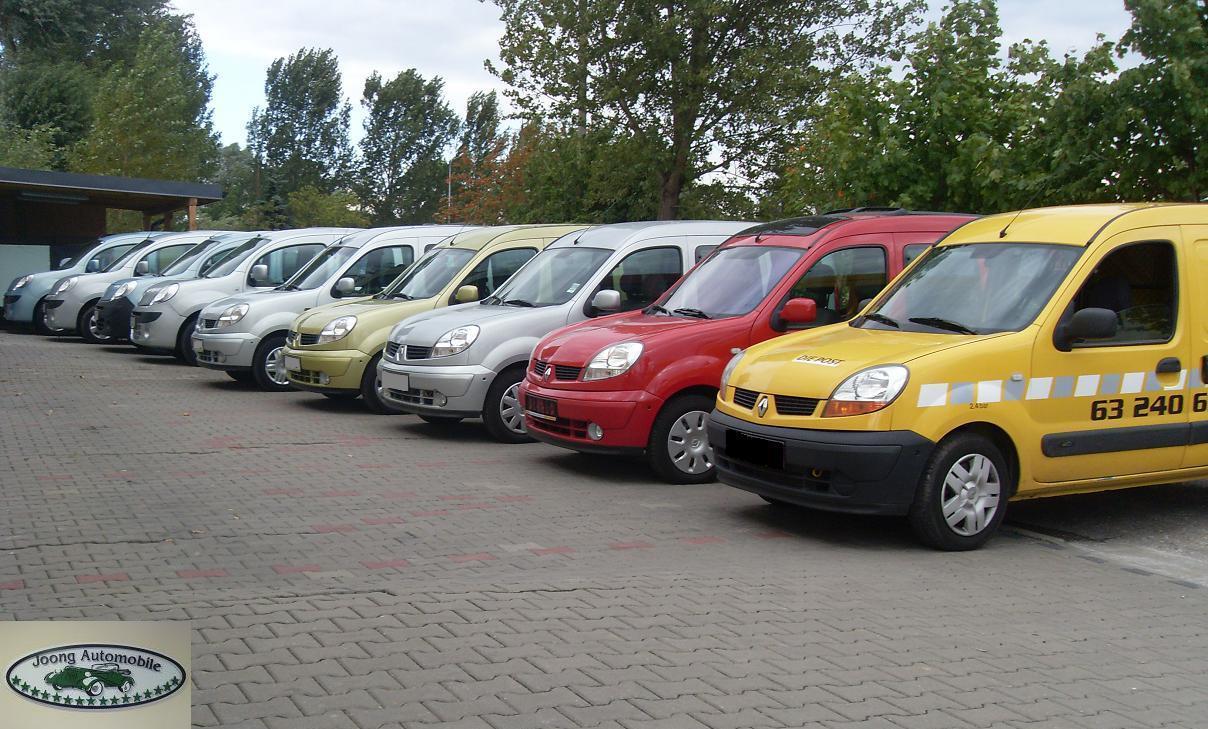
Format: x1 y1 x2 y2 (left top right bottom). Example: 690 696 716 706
730 324 992 397
203 288 315 318
535 312 712 364
293 295 427 334
389 302 549 345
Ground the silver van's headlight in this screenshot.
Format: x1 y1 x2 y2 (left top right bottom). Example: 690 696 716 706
111 282 135 300
432 325 479 357
823 365 909 417
216 303 249 328
12 275 32 290
318 315 357 344
720 350 745 390
149 283 179 304
583 342 643 381
53 276 78 295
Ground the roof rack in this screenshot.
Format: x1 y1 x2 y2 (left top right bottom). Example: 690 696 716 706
737 215 850 240
823 207 979 217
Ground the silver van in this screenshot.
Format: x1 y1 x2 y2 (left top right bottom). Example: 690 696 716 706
379 220 750 441
193 226 469 390
130 228 357 363
43 231 223 343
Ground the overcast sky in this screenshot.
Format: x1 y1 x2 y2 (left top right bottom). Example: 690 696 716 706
170 0 1135 148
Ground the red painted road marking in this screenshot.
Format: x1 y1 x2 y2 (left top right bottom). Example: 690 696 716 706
0 580 25 590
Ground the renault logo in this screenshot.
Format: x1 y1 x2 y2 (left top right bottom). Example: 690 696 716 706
756 395 769 417
543 367 552 381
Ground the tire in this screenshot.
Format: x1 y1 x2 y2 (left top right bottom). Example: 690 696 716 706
226 370 255 383
419 414 463 424
322 391 361 401
85 678 103 697
648 393 718 484
120 680 133 693
908 432 1011 551
251 333 293 391
174 313 200 366
76 299 110 343
359 353 393 414
482 366 532 443
33 298 57 335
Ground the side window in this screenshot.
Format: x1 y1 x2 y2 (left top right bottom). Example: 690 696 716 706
904 244 929 266
424 243 438 253
595 247 683 313
141 244 193 275
91 244 136 271
342 245 414 296
458 248 536 297
695 244 718 262
198 248 232 277
251 244 325 286
1069 241 1176 346
786 247 887 325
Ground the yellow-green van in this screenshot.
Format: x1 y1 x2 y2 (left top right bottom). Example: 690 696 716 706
709 204 1208 550
282 225 585 412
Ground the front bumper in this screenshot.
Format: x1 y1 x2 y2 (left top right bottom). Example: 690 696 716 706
282 346 368 392
378 360 495 417
520 380 662 454
43 296 82 332
192 329 260 370
130 306 185 350
708 410 935 516
94 298 134 339
4 292 34 323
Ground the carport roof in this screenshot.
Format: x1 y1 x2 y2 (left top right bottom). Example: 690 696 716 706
0 166 222 214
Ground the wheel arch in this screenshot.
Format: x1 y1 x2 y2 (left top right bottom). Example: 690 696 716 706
938 421 1020 497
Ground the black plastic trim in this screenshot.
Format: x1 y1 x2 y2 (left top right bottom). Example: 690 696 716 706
1042 422 1189 457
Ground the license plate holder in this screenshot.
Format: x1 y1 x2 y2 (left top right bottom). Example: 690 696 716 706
284 355 301 372
525 394 558 421
191 336 203 353
726 430 785 470
380 370 409 392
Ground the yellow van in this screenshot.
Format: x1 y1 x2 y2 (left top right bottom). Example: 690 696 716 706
709 203 1208 550
282 225 585 412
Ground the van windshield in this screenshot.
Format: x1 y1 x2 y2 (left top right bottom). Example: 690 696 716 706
204 236 268 278
280 246 357 291
655 246 804 318
379 247 474 300
855 243 1083 335
102 238 156 272
484 247 611 307
160 239 217 276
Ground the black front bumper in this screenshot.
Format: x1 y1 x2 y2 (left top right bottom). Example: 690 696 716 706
94 298 134 339
708 410 935 516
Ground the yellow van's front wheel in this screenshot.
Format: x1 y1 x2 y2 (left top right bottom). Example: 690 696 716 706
909 433 1011 551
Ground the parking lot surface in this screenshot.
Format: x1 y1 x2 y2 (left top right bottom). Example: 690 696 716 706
3 328 1208 729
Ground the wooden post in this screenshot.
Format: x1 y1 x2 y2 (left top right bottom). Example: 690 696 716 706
187 198 198 230
163 211 174 230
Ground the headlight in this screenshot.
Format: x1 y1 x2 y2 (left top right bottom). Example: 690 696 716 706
720 349 745 390
582 342 643 381
823 365 909 417
12 275 32 290
432 325 479 357
112 282 135 300
317 315 357 344
53 276 78 295
149 283 179 304
216 303 249 328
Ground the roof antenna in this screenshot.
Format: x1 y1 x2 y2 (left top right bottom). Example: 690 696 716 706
998 185 1046 238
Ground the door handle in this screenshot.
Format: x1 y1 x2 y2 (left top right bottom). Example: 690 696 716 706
1155 357 1181 374
1202 355 1207 384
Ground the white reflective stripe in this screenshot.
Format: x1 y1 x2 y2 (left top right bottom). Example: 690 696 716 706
1121 372 1146 394
976 380 1002 403
1165 369 1188 390
917 383 948 408
1025 377 1053 400
1074 374 1100 397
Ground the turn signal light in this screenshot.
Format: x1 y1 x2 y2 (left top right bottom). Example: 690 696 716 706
821 400 885 417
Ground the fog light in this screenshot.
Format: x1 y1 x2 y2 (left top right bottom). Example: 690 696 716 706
434 393 447 407
587 423 604 441
318 373 330 385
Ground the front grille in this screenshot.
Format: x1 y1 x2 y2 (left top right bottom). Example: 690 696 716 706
132 311 162 324
383 387 437 406
201 318 218 329
526 415 588 440
532 360 549 376
733 388 759 409
196 349 223 364
289 369 324 386
405 345 432 360
775 395 821 416
553 365 582 381
385 341 401 359
297 333 320 346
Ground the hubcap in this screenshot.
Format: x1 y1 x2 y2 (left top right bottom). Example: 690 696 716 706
87 309 110 341
500 382 525 434
941 452 1001 536
667 409 713 475
264 346 289 386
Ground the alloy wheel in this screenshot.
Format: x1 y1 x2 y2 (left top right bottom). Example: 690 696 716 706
666 410 713 475
940 452 1001 536
263 346 290 386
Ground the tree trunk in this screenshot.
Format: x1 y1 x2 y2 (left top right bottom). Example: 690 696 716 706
658 169 683 220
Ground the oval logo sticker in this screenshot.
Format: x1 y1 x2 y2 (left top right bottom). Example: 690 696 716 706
6 644 186 709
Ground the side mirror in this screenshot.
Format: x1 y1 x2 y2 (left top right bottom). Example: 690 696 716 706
84 260 100 273
1055 307 1118 351
250 264 269 285
780 297 817 325
134 260 150 275
455 284 479 303
58 257 72 268
591 289 621 313
334 277 355 296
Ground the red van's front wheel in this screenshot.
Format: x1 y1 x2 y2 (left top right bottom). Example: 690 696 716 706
648 393 717 484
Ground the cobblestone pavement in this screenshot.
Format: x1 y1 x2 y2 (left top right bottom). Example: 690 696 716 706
3 327 1208 729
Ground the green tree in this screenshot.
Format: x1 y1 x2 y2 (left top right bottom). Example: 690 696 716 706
70 18 219 181
286 184 368 227
0 122 56 167
0 61 92 161
0 0 168 60
249 48 352 198
357 68 459 224
460 90 504 173
490 0 918 218
198 143 258 229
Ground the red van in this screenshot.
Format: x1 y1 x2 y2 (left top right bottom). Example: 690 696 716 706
520 210 978 483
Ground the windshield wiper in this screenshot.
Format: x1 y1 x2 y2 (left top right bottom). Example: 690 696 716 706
646 304 671 315
278 284 299 291
673 307 711 319
503 299 535 307
863 313 899 328
390 292 415 300
908 316 977 335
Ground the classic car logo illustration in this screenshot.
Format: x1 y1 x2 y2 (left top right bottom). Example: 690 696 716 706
6 644 185 709
757 395 769 417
